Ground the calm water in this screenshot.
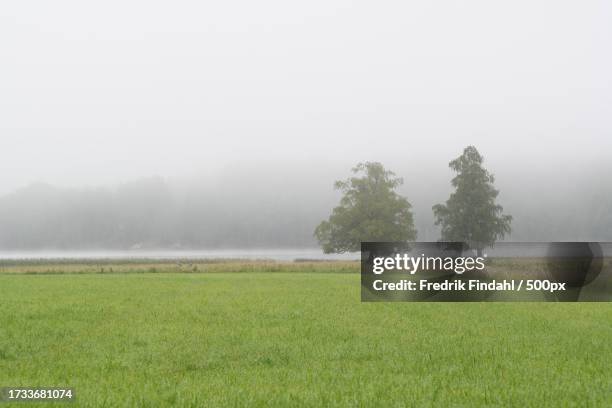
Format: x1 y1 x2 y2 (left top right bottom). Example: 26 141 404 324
0 249 359 261
0 243 609 261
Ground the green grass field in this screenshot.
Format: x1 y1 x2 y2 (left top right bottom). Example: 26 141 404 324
1 264 611 407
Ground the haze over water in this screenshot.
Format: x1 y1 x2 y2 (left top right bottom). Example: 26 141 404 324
1 1 611 253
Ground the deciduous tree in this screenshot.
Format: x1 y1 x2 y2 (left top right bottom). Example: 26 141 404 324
315 162 417 253
433 146 512 255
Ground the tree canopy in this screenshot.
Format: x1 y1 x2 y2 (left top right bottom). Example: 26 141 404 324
315 162 417 253
433 146 512 254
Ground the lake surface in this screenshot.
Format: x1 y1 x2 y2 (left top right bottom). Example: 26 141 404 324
0 243 609 261
0 249 359 261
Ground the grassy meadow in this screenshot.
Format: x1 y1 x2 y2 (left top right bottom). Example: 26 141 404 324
0 261 611 407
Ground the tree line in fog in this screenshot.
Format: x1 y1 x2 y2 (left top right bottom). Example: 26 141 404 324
0 160 610 250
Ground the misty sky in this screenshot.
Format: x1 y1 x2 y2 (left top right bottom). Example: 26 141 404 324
1 0 611 194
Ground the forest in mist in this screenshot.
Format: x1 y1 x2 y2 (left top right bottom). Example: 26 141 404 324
2 0 610 251
0 160 610 250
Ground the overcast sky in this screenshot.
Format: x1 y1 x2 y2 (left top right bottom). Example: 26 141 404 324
1 0 610 194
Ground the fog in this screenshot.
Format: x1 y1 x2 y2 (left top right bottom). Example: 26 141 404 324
0 1 610 250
